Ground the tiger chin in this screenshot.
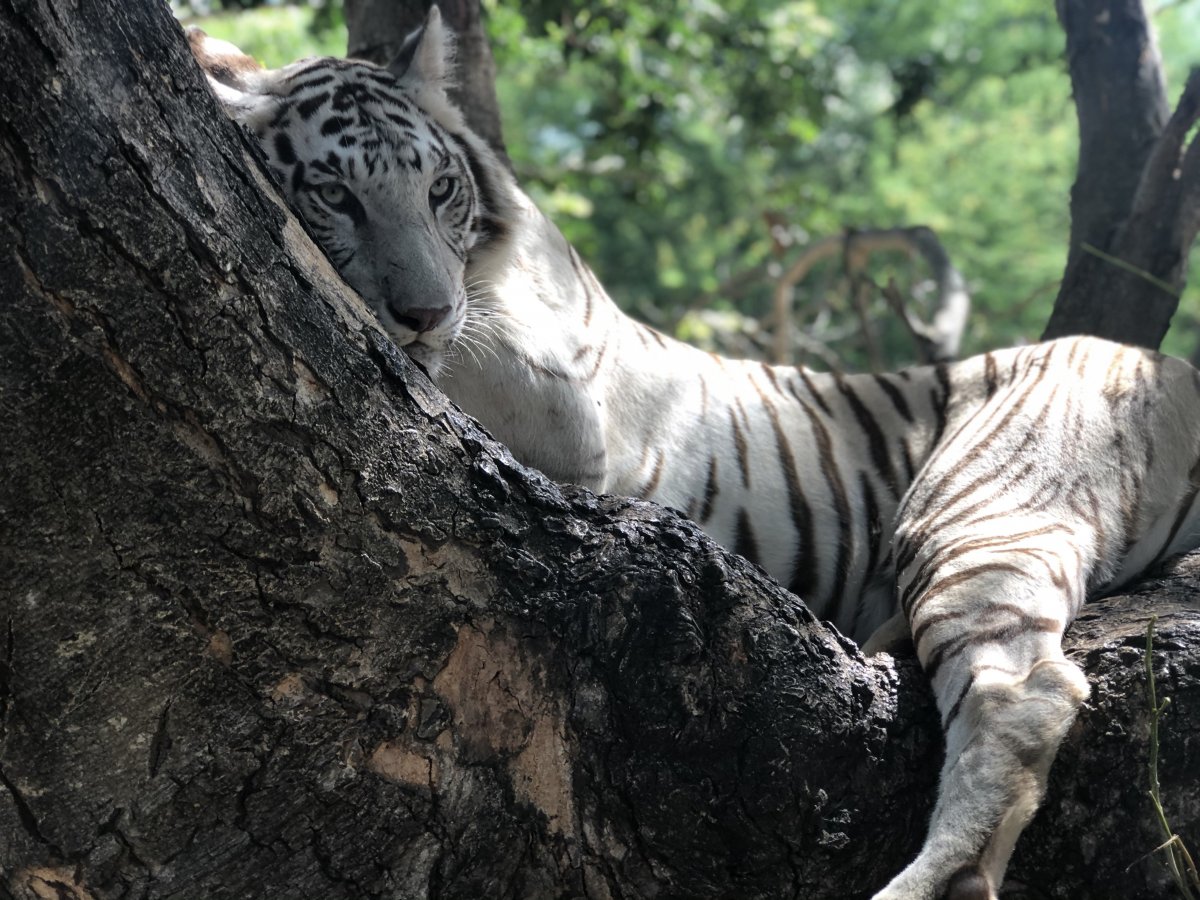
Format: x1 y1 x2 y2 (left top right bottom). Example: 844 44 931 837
191 11 1200 900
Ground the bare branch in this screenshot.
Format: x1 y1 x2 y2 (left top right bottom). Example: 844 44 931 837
881 277 936 365
1046 60 1200 346
1174 69 1200 251
772 227 969 366
1129 66 1200 222
772 236 842 364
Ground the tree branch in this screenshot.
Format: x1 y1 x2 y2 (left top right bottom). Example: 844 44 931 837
1054 0 1170 271
771 227 969 367
1043 0 1200 347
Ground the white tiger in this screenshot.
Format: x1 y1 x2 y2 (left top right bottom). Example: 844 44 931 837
190 11 1200 899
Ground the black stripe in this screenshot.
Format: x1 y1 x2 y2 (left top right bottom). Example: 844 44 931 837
1148 478 1200 566
645 326 667 349
449 132 508 245
729 408 751 488
385 111 416 130
699 456 719 522
943 676 973 729
761 364 783 394
735 509 760 565
860 472 883 573
642 449 666 498
583 336 610 382
286 71 336 91
310 158 341 178
794 394 852 616
296 92 331 120
906 561 1028 619
901 441 916 485
273 132 296 165
320 116 354 136
567 246 595 325
797 369 832 416
931 363 951 447
924 610 1059 683
837 376 900 498
331 83 363 112
755 397 816 600
906 364 1054 524
873 374 914 422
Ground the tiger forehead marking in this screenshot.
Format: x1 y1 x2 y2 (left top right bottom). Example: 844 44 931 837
273 63 460 180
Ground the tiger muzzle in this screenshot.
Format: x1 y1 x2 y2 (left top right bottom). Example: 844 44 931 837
385 301 452 335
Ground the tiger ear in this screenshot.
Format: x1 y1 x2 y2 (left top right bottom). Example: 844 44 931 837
387 6 455 89
187 28 261 93
187 28 279 129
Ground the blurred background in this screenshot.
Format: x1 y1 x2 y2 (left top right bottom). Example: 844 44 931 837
173 0 1200 371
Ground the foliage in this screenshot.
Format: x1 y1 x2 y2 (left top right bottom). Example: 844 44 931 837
183 0 1200 369
176 1 346 63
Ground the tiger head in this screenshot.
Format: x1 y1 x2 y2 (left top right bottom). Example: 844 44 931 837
188 9 510 375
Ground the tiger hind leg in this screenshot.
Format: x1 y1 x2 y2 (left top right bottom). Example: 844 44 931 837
872 555 1090 899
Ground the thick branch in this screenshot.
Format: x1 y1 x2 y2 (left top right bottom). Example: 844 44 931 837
1054 0 1169 271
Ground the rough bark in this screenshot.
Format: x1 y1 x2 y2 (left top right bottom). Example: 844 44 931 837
344 0 509 168
0 3 1198 900
1044 0 1200 349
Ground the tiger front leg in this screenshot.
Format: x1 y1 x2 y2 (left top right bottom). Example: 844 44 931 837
872 532 1091 900
873 649 1089 899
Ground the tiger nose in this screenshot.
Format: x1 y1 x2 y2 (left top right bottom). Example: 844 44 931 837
386 302 451 334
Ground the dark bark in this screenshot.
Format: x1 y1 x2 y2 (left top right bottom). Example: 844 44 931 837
1055 0 1169 272
0 3 1198 900
1044 0 1200 349
344 0 510 168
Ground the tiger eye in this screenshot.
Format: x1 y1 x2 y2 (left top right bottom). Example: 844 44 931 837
318 183 348 206
430 176 456 204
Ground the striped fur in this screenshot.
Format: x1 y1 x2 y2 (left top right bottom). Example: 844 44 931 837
193 14 1200 899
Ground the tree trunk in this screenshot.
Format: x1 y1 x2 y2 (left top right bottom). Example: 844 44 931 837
0 3 1198 899
1044 0 1200 349
344 0 509 167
